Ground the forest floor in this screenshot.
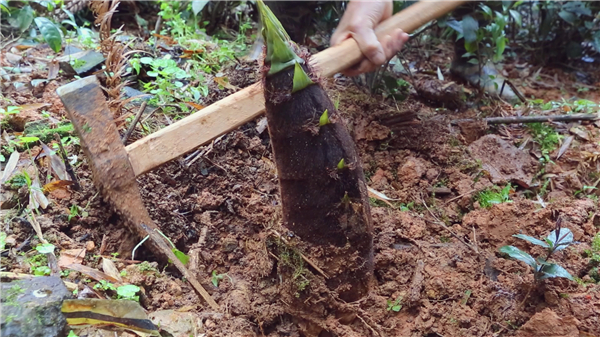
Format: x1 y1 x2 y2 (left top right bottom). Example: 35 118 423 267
1 6 600 337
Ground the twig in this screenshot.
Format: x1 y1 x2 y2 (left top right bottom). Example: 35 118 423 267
451 113 599 125
122 101 147 144
421 197 478 254
504 79 526 103
444 189 477 204
270 231 329 279
54 133 80 190
140 107 161 124
472 226 479 254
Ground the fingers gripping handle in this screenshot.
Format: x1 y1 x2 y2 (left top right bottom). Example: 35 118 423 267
311 1 467 77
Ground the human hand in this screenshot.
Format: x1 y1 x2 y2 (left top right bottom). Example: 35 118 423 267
331 0 409 77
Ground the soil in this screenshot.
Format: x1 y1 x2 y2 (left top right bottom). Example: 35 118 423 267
2 14 600 337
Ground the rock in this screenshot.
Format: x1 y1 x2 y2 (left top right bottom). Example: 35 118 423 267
148 310 204 337
85 241 95 252
1 276 71 337
468 134 538 188
516 308 579 337
398 157 426 185
57 50 105 76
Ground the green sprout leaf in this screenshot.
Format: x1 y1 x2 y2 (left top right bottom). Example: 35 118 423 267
292 62 314 93
35 243 55 254
337 158 346 170
499 245 537 270
172 249 190 265
319 109 330 126
0 232 6 251
257 0 303 75
116 284 141 301
513 234 549 248
538 263 574 281
34 17 62 53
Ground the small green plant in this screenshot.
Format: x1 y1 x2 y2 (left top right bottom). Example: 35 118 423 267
210 270 232 287
475 184 512 208
28 254 50 276
527 123 563 163
500 220 575 282
386 296 403 312
116 284 141 301
399 201 414 212
67 331 79 337
0 232 7 251
94 280 117 291
138 261 158 273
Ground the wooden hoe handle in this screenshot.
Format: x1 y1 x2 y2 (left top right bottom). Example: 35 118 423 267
125 1 466 176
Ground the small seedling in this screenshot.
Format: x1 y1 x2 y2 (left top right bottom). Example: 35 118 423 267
67 331 79 337
475 184 512 208
386 296 402 312
93 280 116 291
116 284 141 301
211 270 232 287
500 219 575 281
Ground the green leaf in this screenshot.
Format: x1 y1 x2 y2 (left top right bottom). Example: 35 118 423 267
461 15 479 43
513 234 549 248
116 284 141 300
0 232 6 250
499 245 537 270
392 304 402 312
34 266 51 276
211 270 223 287
479 4 493 18
172 249 189 265
509 9 522 26
67 331 79 337
546 228 573 251
319 109 330 126
446 19 462 34
191 0 209 16
8 5 34 32
337 158 346 170
35 17 62 53
495 36 506 61
538 263 574 281
558 10 577 25
36 243 55 254
291 62 314 93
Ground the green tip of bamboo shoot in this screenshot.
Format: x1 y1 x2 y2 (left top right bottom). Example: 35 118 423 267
337 158 346 170
257 0 303 75
319 109 330 126
292 62 315 93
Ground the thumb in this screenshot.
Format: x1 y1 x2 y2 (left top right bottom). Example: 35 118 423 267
351 26 386 66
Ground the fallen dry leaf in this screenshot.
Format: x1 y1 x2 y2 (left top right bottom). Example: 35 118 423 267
102 258 123 283
58 248 86 268
184 101 205 110
40 142 69 181
43 180 73 193
367 186 399 207
29 172 49 210
214 76 237 90
1 150 20 183
65 264 123 286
